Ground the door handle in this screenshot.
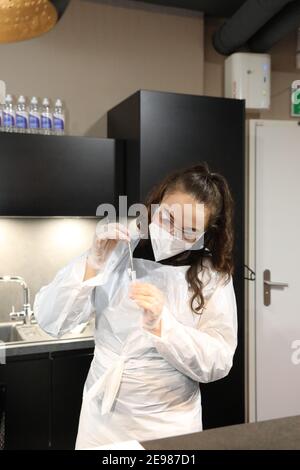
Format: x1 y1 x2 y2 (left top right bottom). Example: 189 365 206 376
263 269 289 306
264 280 289 288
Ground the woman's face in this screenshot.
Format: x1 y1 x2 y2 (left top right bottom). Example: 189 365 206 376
156 190 210 243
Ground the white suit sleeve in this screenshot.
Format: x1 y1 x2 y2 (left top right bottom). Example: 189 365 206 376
143 275 238 383
34 244 124 338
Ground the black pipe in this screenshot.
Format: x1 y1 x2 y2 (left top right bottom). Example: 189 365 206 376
249 0 300 52
213 0 294 55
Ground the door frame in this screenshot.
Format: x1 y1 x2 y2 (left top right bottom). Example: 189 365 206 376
246 119 299 422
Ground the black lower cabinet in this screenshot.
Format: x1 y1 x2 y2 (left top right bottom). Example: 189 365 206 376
0 348 93 450
50 350 93 450
0 355 50 450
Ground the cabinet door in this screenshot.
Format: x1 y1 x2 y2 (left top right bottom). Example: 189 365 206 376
50 349 93 450
108 90 245 428
0 357 50 449
0 133 124 216
0 383 5 450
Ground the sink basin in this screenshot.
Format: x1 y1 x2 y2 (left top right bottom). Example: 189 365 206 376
16 322 94 342
0 320 94 344
0 322 24 343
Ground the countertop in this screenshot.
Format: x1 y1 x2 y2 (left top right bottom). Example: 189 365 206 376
142 415 300 450
0 320 95 357
3 336 95 357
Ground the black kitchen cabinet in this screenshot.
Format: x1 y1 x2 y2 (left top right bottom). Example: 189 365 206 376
0 347 93 449
108 90 245 429
50 349 93 450
0 354 50 449
0 133 124 216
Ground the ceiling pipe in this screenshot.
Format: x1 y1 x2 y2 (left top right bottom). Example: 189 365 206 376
213 0 295 55
51 0 70 20
248 0 300 52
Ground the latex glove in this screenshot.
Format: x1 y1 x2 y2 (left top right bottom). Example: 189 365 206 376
87 222 130 270
129 282 165 333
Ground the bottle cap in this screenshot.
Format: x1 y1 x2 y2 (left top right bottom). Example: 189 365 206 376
55 98 62 107
42 98 50 106
5 94 13 103
31 96 38 105
18 95 26 104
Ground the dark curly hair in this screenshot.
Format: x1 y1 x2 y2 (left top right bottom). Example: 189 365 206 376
143 162 235 314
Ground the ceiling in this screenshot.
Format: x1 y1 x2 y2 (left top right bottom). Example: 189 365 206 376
123 0 247 17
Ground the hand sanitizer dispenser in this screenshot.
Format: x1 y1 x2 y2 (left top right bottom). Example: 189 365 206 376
225 53 271 110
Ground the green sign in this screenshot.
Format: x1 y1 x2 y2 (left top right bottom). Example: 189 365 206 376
291 80 300 117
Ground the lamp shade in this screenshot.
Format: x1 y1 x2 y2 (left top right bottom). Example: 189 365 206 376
0 0 69 43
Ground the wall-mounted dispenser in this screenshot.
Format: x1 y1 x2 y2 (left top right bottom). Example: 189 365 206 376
225 52 271 110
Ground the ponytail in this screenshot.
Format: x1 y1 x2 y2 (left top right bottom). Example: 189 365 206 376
205 172 235 282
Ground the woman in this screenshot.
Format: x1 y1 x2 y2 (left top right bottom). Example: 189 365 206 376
34 163 237 449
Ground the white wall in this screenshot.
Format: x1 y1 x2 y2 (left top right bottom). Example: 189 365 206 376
0 218 97 322
0 0 204 137
0 0 205 321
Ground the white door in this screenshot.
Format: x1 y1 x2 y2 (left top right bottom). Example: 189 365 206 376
248 120 300 422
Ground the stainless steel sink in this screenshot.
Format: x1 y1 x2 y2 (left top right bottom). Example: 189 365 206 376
16 322 94 342
0 322 24 343
0 320 94 344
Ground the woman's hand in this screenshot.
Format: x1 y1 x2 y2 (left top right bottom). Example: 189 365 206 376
129 282 165 335
84 222 130 280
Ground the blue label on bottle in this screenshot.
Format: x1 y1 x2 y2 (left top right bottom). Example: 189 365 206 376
16 114 28 129
41 115 52 129
53 117 64 130
29 114 40 129
3 112 15 127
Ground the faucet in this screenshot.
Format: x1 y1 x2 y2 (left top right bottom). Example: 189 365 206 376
0 275 33 325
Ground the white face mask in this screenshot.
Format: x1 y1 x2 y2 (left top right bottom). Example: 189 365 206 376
148 219 206 262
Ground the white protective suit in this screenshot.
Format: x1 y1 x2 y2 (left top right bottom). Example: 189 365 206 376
34 218 238 449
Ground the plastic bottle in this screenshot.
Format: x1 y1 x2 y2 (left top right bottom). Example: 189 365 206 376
0 80 6 131
53 98 65 135
3 94 15 132
41 98 53 135
0 103 3 132
29 97 41 134
16 95 29 133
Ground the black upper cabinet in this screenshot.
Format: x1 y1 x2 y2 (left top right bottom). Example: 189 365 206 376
108 90 245 429
0 133 124 216
108 90 245 207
